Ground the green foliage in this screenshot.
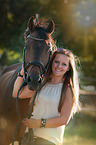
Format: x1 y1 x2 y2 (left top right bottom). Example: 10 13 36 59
0 0 96 87
64 112 96 145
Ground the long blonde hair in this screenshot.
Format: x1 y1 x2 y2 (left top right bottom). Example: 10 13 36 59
39 48 80 115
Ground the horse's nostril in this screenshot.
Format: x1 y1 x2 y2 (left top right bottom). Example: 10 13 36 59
28 76 31 82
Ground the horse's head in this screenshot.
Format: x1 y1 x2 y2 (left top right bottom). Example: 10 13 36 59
23 16 55 91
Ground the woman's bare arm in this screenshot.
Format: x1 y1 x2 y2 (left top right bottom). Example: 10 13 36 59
45 87 73 127
12 65 35 99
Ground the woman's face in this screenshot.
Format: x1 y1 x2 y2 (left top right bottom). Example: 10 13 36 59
52 54 69 79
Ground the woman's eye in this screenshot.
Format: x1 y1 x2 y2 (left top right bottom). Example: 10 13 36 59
55 61 59 64
62 63 67 66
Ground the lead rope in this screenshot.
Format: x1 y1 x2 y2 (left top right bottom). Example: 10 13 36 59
12 82 38 145
12 46 36 145
12 46 26 145
12 80 25 145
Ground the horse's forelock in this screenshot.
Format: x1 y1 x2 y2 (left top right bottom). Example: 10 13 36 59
34 19 48 27
35 27 48 40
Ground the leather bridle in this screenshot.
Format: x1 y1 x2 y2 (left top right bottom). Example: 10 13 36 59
23 35 52 81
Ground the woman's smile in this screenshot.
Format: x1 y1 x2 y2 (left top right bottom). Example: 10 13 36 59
52 54 69 79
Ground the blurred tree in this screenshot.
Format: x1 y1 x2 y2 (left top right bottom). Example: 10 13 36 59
0 0 96 87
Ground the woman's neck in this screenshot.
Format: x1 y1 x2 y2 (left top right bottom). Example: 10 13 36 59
49 76 63 85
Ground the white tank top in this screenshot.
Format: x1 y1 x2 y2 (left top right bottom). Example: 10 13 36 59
32 83 65 145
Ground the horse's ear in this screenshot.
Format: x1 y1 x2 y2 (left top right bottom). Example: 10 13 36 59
28 16 35 32
46 20 55 35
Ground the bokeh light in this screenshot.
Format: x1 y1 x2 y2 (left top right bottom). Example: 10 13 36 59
72 0 96 28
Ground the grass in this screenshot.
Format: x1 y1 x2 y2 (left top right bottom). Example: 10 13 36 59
63 110 96 145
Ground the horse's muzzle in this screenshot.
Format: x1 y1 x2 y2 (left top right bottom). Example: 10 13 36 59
27 75 42 91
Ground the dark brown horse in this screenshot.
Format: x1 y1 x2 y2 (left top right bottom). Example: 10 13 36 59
0 15 55 145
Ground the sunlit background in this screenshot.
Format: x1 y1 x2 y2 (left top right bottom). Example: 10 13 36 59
0 0 96 144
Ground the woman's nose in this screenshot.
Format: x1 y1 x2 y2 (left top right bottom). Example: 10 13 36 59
57 63 62 67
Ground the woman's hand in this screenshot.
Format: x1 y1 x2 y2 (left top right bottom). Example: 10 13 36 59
12 65 24 98
22 118 41 128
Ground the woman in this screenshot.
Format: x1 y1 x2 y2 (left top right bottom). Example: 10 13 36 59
12 48 80 145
